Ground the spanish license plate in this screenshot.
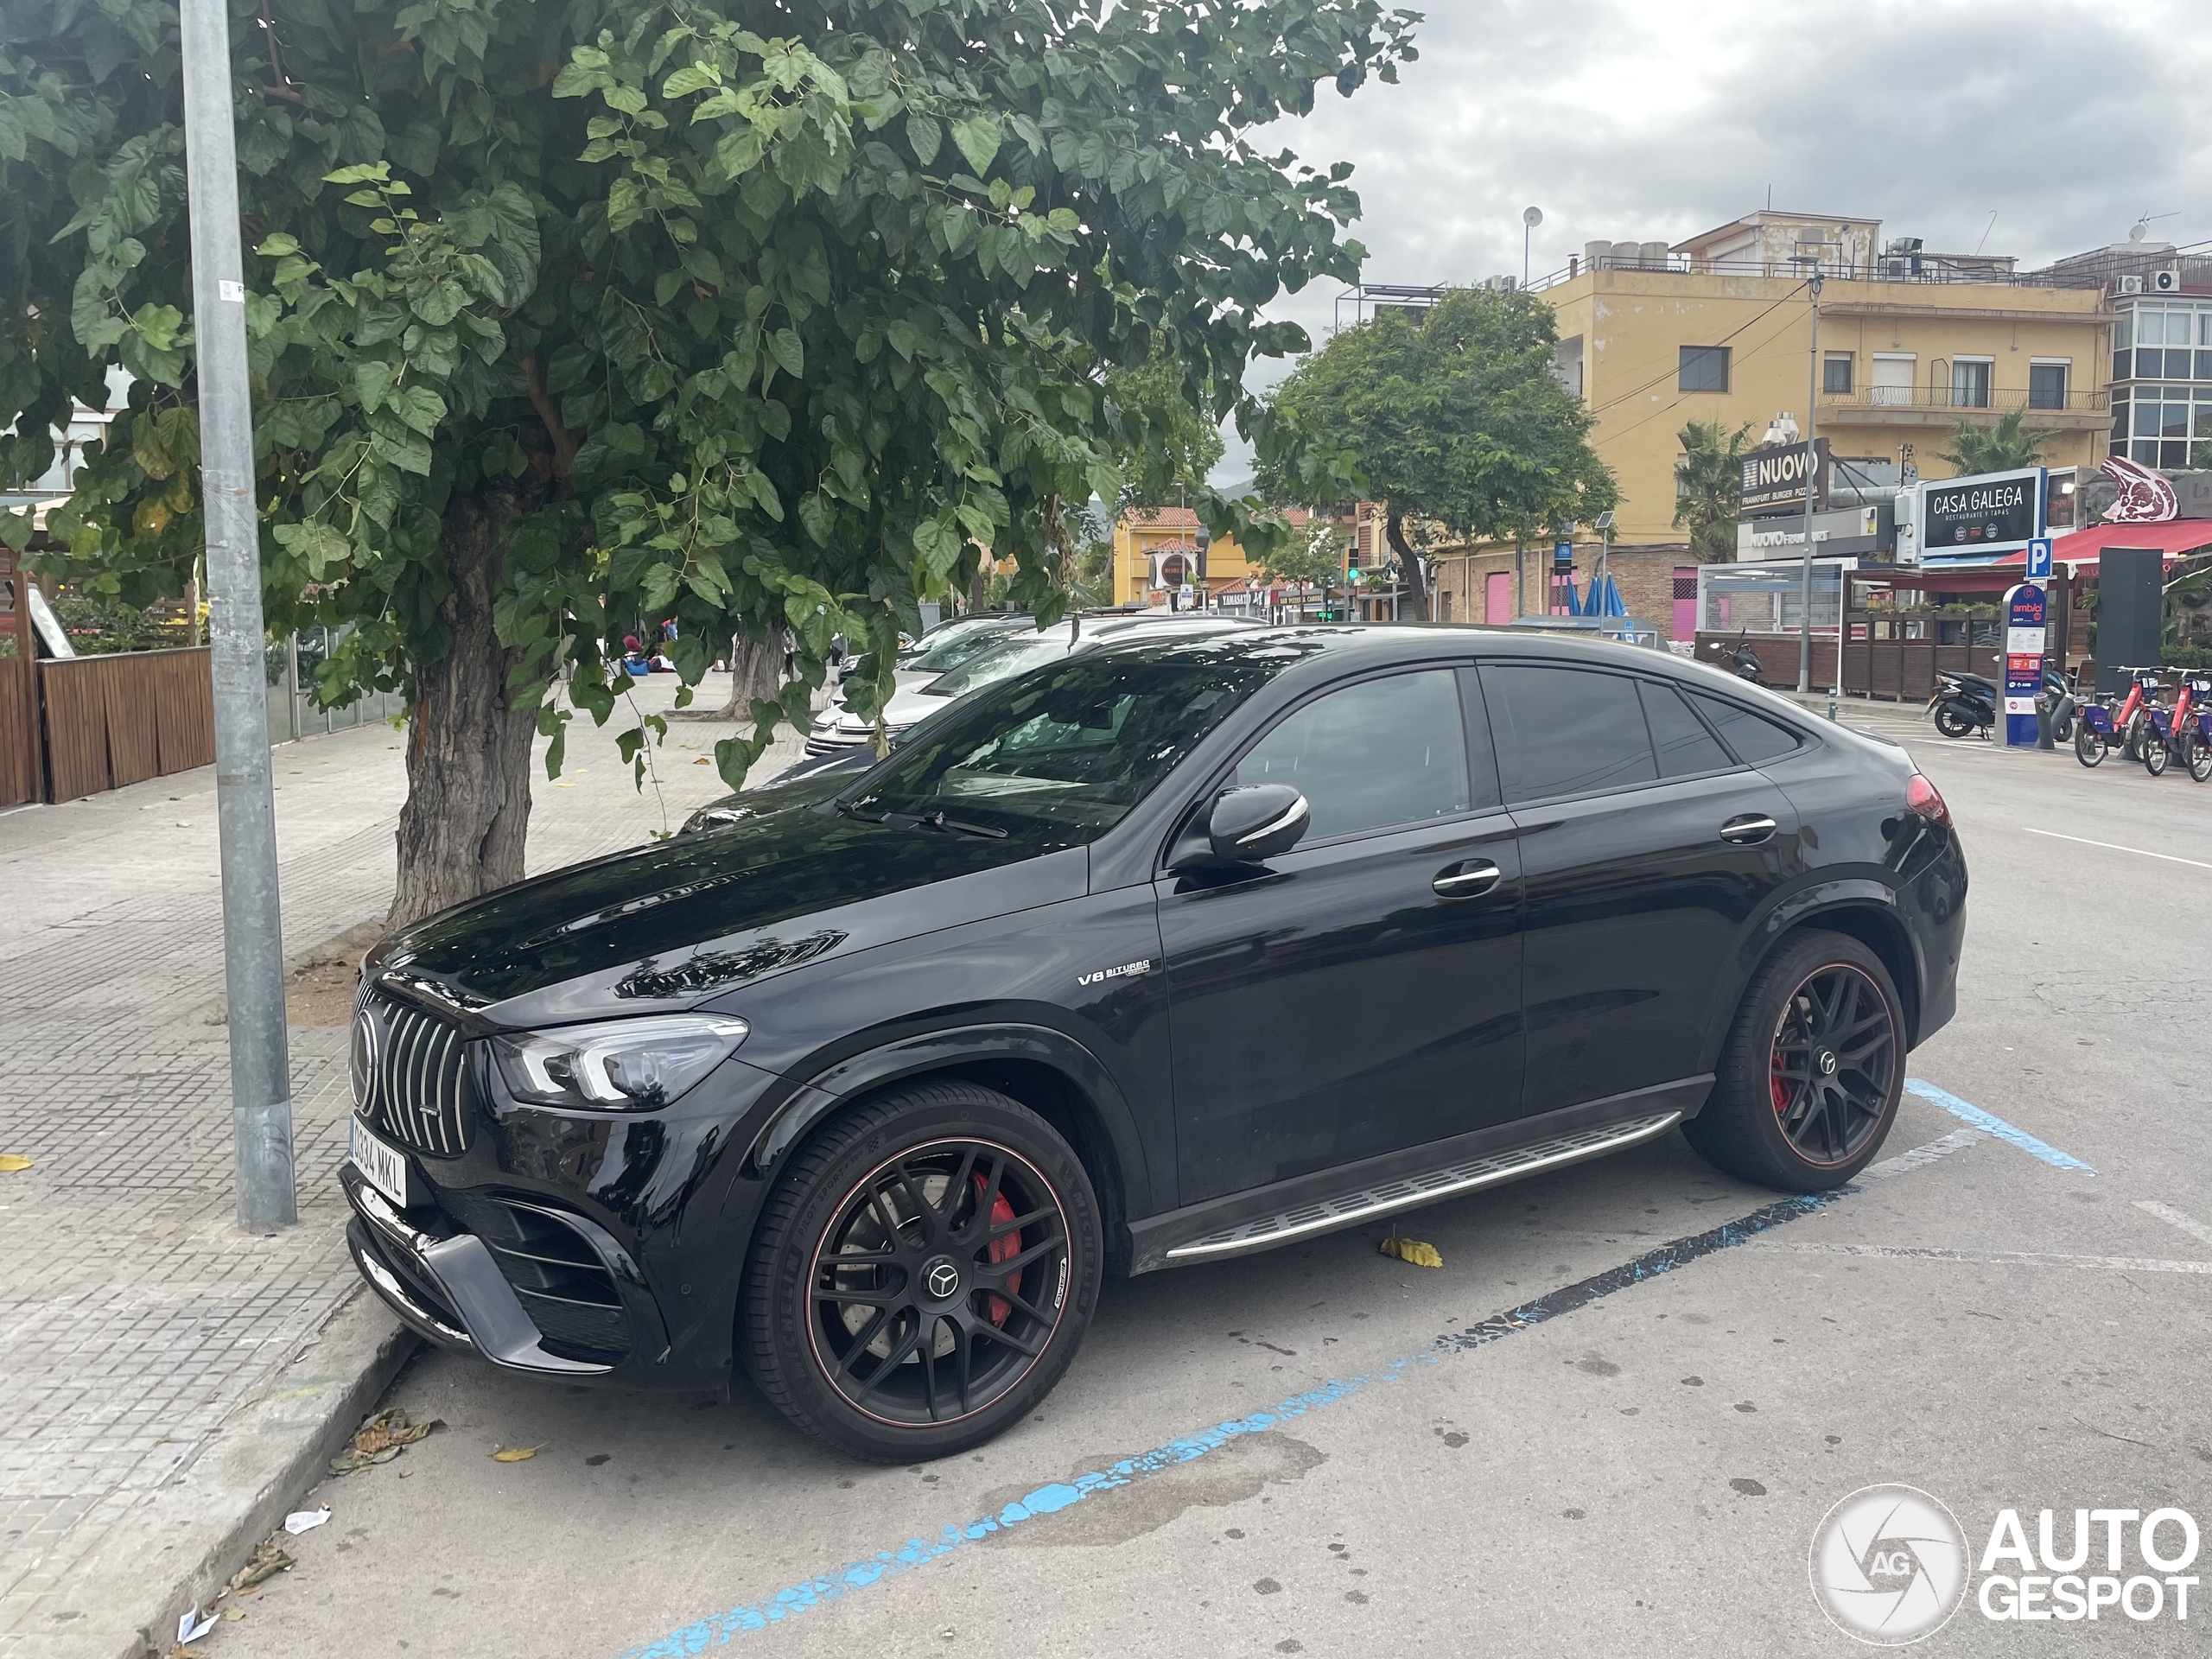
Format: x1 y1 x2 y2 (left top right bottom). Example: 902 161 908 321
348 1116 415 1208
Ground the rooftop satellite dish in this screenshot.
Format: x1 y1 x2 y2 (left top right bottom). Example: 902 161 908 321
1523 206 1543 228
2128 223 2149 243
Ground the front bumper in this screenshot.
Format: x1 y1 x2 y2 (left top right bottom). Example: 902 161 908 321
342 1165 667 1376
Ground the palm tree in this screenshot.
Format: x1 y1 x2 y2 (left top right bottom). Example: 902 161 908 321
1673 419 1755 563
1937 408 2053 474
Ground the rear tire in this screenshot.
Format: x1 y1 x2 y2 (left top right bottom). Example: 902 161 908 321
741 1081 1102 1462
1682 931 1905 1192
1933 703 1976 740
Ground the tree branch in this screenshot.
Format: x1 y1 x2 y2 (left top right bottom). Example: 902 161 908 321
514 349 579 482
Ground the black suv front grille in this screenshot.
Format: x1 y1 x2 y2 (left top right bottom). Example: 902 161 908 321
352 991 476 1157
436 1190 633 1365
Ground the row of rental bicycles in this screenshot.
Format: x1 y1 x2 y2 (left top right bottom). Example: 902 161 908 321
2071 665 2212 779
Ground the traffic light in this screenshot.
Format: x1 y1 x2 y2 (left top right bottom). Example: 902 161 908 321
1347 566 1360 582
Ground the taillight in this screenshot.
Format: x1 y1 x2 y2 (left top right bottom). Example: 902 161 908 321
1905 772 1949 828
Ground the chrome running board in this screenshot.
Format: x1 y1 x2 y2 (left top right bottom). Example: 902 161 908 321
1162 1110 1682 1261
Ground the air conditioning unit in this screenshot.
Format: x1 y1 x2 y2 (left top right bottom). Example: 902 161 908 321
2154 268 2181 293
2118 275 2145 295
1882 257 1910 278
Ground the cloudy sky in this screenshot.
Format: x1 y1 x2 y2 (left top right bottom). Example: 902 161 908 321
1217 0 2212 476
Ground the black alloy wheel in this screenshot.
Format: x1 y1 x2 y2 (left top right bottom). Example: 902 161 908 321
1764 963 1899 1167
2145 731 2172 777
742 1081 1101 1461
2075 724 2105 767
1682 930 1905 1191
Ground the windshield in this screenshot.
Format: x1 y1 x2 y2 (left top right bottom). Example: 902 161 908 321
920 630 1074 697
905 619 1028 676
846 642 1281 845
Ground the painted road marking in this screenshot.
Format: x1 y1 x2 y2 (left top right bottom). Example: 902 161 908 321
2020 826 2212 872
1750 1241 2212 1274
1904 1078 2094 1173
2135 1199 2212 1249
623 1128 1999 1654
623 1185 1857 1656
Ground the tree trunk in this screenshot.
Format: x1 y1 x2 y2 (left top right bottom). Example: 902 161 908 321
1385 508 1427 620
387 488 538 931
715 622 785 719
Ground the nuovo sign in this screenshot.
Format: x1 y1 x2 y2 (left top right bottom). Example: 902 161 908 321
1916 467 2044 562
1739 439 1830 514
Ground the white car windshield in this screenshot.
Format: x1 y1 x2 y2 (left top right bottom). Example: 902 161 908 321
919 632 1072 697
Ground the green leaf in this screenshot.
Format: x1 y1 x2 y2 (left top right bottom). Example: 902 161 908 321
950 115 1001 178
905 111 943 166
129 302 184 352
390 384 448 437
410 279 467 327
767 328 804 380
370 425 433 476
274 520 352 579
354 359 396 414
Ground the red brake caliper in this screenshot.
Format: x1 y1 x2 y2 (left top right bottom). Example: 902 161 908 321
973 1174 1018 1325
1770 1054 1791 1116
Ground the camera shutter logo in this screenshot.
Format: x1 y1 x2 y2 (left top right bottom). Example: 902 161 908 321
1809 1484 1970 1644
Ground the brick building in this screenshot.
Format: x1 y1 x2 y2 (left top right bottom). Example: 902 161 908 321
1432 543 1698 638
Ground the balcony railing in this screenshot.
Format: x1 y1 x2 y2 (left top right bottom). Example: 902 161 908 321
1526 255 2109 296
1822 386 2108 416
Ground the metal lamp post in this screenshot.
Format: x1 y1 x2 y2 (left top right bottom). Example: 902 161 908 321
1789 257 1825 693
1522 206 1542 288
180 0 295 1230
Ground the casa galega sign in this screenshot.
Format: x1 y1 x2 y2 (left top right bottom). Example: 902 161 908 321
1739 438 1831 513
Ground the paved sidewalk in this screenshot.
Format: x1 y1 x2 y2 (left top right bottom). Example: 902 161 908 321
0 675 806 1656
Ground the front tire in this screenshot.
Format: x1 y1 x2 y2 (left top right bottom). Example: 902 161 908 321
741 1081 1103 1462
2075 723 2105 767
2187 730 2212 784
2145 732 2171 777
1682 931 1905 1192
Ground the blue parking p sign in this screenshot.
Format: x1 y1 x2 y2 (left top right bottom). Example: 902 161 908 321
2026 537 2053 580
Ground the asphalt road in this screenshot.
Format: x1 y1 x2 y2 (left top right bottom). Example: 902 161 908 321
210 708 2210 1659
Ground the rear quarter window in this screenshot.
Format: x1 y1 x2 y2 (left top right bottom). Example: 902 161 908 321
1686 691 1805 764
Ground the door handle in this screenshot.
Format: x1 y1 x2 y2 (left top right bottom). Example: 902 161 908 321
1433 859 1503 898
1719 814 1777 845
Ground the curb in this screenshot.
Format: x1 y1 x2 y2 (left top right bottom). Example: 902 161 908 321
54 1285 416 1659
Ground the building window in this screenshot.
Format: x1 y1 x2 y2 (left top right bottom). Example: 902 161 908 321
2129 307 2198 380
1951 358 1992 410
1678 346 1730 393
2029 361 2069 410
2126 385 2203 469
1822 353 1853 395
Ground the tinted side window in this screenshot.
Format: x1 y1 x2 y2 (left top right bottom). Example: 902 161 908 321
1236 670 1470 840
1687 692 1804 763
1640 681 1733 777
1483 664 1657 803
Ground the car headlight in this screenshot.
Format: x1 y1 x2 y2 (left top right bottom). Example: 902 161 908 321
490 1015 750 1111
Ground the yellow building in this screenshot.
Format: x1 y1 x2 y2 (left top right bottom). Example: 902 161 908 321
1109 505 1316 608
1540 211 2113 544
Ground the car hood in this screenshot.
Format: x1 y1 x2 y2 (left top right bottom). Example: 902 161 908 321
367 800 1084 1029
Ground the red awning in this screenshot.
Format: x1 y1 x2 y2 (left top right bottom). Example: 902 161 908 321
1988 520 2212 571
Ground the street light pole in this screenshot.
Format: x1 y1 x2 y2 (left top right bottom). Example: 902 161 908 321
180 0 295 1231
1522 205 1543 289
1794 264 1825 693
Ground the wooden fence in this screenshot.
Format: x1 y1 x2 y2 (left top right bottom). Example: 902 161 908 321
1697 630 2009 702
35 647 215 801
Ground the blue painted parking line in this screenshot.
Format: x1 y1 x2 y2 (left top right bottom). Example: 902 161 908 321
623 1188 1846 1657
1904 1078 2094 1173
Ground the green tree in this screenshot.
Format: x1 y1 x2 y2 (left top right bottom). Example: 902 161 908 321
1673 418 1753 563
1937 409 2054 474
1 0 1413 924
1255 516 1346 589
1103 341 1226 516
1255 288 1615 615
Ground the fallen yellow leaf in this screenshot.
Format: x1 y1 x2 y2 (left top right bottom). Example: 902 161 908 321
491 1445 543 1463
1379 1236 1443 1268
694 756 711 765
0 1154 31 1172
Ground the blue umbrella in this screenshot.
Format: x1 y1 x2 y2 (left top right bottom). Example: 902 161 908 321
1599 573 1627 616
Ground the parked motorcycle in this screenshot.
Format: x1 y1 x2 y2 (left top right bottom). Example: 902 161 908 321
1707 632 1764 685
1929 671 1998 739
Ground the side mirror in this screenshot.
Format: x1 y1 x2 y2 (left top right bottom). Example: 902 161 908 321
1205 785 1310 864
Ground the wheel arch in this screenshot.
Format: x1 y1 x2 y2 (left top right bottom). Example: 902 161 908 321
741 1024 1151 1277
1706 881 1924 1068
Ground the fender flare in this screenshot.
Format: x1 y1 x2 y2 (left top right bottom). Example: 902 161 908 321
1700 878 1922 1068
742 1019 1159 1218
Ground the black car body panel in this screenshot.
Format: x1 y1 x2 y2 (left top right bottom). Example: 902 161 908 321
343 627 1967 1395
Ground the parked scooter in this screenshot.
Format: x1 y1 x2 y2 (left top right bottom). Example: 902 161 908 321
1707 632 1764 685
1929 671 1999 739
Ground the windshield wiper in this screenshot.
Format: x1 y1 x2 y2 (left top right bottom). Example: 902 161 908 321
915 810 1007 840
832 798 889 824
